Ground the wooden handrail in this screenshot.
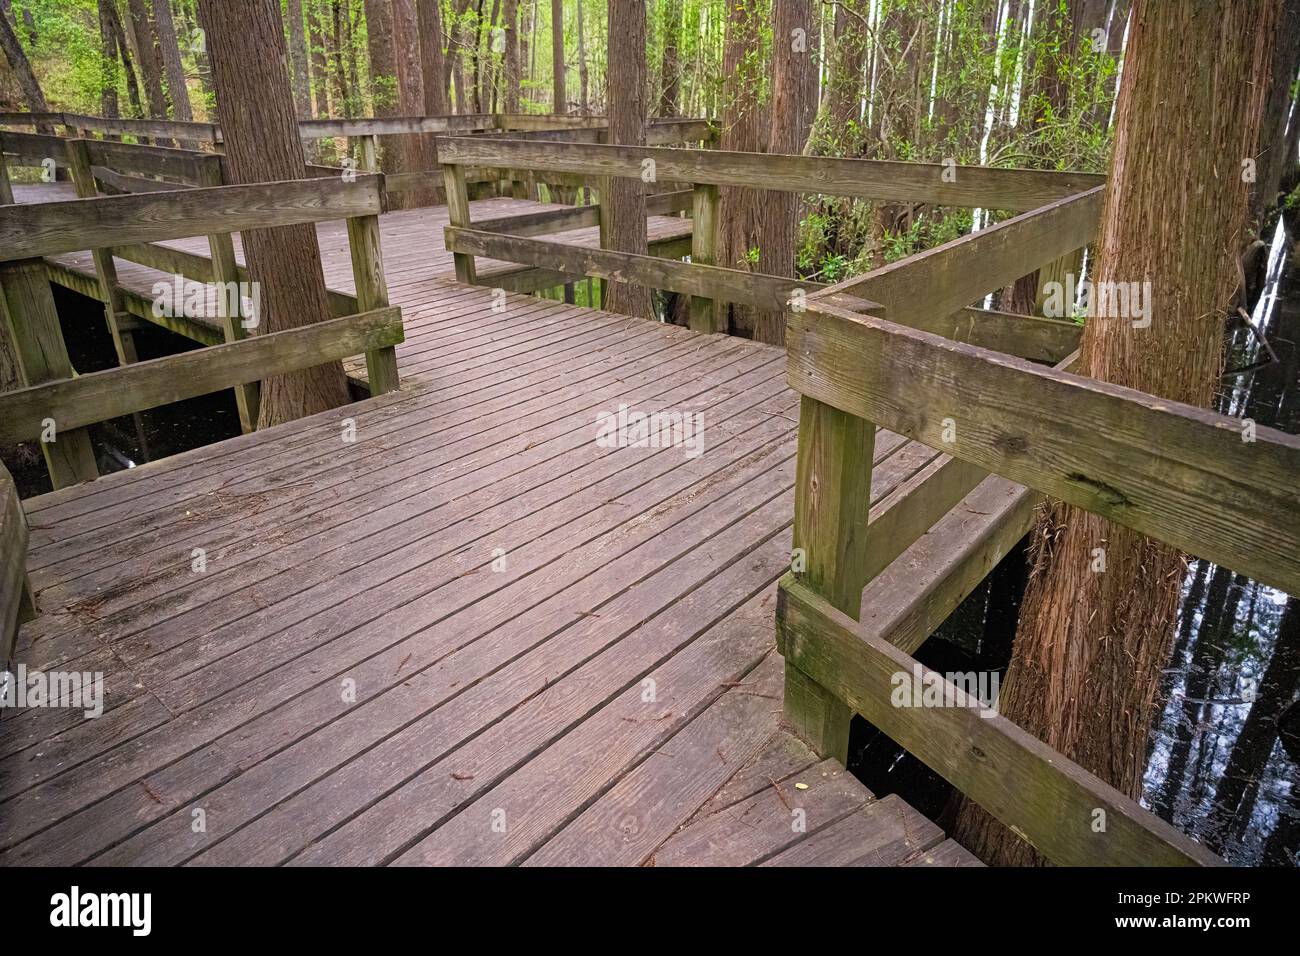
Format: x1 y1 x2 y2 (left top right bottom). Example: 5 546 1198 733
788 300 1300 596
819 187 1104 323
0 176 385 262
436 137 1105 211
0 306 403 443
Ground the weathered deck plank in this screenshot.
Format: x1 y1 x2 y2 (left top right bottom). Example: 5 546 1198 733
0 191 993 867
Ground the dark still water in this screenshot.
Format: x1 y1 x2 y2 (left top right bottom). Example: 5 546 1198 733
849 220 1300 867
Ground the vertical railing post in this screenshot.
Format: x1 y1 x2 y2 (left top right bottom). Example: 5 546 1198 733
63 138 139 367
0 144 98 489
441 162 477 284
784 395 876 764
688 182 721 333
197 157 260 432
359 133 379 173
596 176 612 308
346 212 401 395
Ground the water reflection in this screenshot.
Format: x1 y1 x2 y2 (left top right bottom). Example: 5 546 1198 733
1144 218 1300 866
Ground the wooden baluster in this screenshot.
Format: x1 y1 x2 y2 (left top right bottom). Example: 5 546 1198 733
0 260 99 489
688 182 720 333
347 213 401 395
784 395 876 763
441 163 477 284
197 158 260 432
63 139 139 367
0 145 98 489
359 134 379 173
596 176 612 308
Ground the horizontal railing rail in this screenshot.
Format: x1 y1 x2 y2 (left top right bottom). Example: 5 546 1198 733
437 137 1104 211
0 306 403 444
0 176 384 262
790 301 1300 596
775 576 1223 867
436 135 1094 347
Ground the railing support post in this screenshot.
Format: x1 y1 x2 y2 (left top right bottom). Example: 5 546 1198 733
63 139 139 367
197 158 260 432
784 395 876 763
0 259 99 489
359 134 379 173
441 163 477 284
596 176 612 308
0 148 97 488
347 213 401 395
688 182 721 333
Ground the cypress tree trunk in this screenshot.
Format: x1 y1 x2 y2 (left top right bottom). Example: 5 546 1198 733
953 0 1281 866
417 0 450 115
658 0 682 116
153 0 192 121
550 0 564 112
392 0 438 205
97 0 121 125
575 0 588 113
1256 0 1300 222
286 0 313 122
753 0 815 345
501 0 520 113
717 0 770 336
0 0 50 130
197 0 350 429
127 0 170 122
602 0 652 319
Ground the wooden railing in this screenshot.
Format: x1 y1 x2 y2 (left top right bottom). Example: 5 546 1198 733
436 136 1096 354
772 189 1300 864
0 173 402 490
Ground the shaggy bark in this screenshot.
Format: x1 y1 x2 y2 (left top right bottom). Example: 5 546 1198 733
197 0 349 428
602 0 653 319
954 0 1281 866
717 0 770 335
417 0 450 115
753 0 815 344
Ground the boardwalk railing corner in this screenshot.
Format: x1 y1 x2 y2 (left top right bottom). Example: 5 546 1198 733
775 193 1300 863
0 161 404 490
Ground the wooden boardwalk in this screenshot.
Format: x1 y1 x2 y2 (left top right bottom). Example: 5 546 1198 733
0 237 991 865
13 182 693 353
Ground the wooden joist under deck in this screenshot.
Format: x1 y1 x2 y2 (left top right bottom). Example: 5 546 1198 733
0 279 1013 867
